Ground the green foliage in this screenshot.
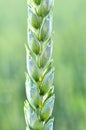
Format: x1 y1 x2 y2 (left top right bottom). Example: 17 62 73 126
24 0 55 129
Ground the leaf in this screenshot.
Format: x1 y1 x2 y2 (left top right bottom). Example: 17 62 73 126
40 68 54 94
44 118 54 130
26 51 39 81
41 95 55 120
40 40 52 68
28 30 40 54
26 76 41 108
24 101 43 130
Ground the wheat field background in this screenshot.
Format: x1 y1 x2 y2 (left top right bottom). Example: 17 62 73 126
0 0 86 130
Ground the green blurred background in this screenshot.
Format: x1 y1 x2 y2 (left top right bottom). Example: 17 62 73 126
0 0 86 130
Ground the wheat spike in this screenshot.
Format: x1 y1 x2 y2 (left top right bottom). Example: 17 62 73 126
24 0 55 129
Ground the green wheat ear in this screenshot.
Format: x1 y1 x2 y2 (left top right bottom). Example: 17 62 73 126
24 0 55 129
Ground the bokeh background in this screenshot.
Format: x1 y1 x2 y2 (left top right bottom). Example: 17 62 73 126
0 0 86 130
